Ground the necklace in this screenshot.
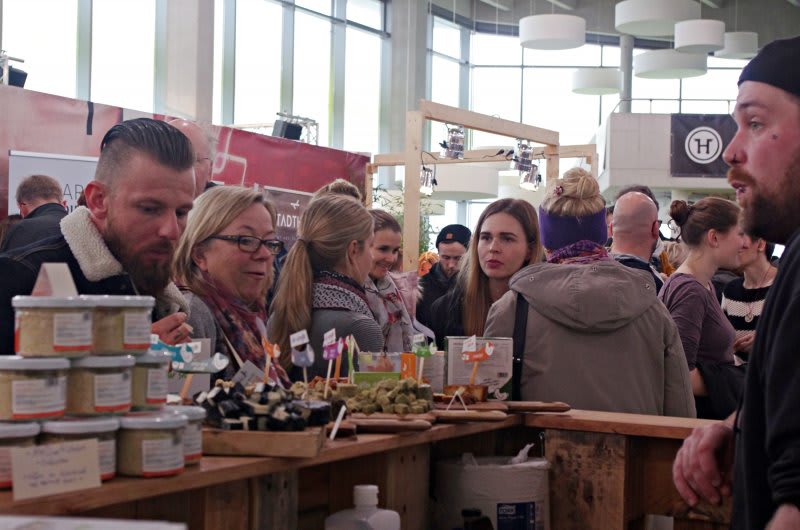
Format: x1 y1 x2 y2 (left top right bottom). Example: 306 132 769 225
744 266 774 323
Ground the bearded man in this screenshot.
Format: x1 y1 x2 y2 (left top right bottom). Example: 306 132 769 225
0 118 196 353
672 36 800 529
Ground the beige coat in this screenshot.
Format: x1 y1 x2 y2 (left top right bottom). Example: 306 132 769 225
485 260 695 418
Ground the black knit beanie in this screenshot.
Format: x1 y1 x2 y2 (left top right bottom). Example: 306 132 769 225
738 35 800 98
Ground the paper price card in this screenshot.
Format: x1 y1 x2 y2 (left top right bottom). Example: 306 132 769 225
462 341 494 363
323 328 337 346
291 345 315 368
290 329 310 349
11 439 100 501
461 335 478 353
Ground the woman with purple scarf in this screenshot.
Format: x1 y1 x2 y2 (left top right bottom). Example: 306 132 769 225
485 168 695 417
174 186 290 386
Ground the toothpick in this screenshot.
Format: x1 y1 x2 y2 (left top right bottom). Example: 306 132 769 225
179 374 194 402
324 359 333 399
470 361 479 385
303 366 308 401
329 404 347 440
417 357 425 384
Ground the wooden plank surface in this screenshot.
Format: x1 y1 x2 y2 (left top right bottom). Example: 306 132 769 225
525 409 719 439
203 427 326 458
0 415 522 516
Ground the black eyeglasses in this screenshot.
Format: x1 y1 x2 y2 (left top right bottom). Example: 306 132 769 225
208 235 284 255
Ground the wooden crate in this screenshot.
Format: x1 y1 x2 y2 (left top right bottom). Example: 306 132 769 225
203 427 326 458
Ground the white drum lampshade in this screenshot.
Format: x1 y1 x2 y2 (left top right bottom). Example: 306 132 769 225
615 0 701 37
519 14 586 50
572 68 621 95
715 32 758 59
675 19 725 53
634 49 707 79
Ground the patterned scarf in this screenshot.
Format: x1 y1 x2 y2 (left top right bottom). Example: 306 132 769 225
194 274 288 385
364 275 414 352
547 240 612 265
312 270 373 317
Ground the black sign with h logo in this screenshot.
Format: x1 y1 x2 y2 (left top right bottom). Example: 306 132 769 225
671 114 737 177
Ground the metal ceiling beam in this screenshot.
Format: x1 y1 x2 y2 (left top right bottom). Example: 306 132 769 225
543 0 577 9
698 0 725 7
477 0 512 11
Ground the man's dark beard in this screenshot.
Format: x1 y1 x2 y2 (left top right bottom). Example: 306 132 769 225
104 223 174 297
728 149 800 245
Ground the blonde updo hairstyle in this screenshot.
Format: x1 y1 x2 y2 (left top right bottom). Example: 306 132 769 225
270 194 374 365
173 186 277 300
540 167 606 217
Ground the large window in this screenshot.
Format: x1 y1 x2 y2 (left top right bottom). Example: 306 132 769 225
2 0 78 99
233 0 282 125
91 0 155 112
471 67 521 147
343 27 381 155
293 12 332 145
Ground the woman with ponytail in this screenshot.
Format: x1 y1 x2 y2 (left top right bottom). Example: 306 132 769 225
269 194 383 379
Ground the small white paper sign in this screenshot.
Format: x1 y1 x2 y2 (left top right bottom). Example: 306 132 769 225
323 328 337 346
11 439 100 501
231 360 265 386
412 333 425 344
30 263 78 297
290 329 310 349
462 335 478 353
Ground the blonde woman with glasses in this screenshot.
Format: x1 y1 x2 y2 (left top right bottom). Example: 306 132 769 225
173 185 289 385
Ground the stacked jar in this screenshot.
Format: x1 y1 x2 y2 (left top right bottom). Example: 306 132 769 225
3 294 196 484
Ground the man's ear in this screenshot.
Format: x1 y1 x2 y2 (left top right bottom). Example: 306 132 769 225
651 220 660 239
84 181 109 221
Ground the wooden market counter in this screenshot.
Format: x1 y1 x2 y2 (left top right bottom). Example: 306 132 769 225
0 411 732 530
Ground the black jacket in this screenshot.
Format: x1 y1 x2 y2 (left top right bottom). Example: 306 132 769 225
416 262 456 329
0 234 138 354
0 203 67 252
429 285 465 350
733 228 800 529
613 254 664 293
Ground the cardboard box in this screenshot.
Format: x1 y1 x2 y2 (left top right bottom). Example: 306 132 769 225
445 337 513 401
422 351 446 393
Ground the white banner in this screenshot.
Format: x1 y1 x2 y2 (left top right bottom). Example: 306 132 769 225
8 150 98 215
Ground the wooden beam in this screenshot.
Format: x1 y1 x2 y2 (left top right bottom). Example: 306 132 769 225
418 99 559 147
374 148 512 168
544 144 559 182
403 111 423 272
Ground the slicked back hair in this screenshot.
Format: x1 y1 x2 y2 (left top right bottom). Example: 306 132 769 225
95 118 195 190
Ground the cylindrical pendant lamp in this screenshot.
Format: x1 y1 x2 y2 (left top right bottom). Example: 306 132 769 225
675 19 725 53
615 0 701 37
572 68 621 95
519 14 586 50
714 32 758 59
634 49 707 79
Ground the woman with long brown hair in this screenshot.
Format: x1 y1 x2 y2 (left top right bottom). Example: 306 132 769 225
429 198 543 349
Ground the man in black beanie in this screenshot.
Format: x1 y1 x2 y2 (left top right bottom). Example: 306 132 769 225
416 224 471 329
673 35 800 529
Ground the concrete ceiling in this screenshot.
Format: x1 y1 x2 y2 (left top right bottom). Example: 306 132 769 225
434 0 800 46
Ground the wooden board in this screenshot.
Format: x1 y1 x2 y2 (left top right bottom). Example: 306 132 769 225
506 401 571 413
350 412 436 423
433 402 508 412
203 427 326 458
348 418 432 432
432 410 508 423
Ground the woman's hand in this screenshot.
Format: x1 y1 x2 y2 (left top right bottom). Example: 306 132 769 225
734 333 756 354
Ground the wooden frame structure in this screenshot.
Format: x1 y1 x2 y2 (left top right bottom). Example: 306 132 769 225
366 99 598 271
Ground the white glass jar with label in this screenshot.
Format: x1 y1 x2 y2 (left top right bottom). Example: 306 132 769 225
0 422 39 489
166 406 206 465
132 353 171 411
12 296 95 357
40 417 120 481
67 355 135 415
0 356 69 421
117 414 187 477
88 295 155 355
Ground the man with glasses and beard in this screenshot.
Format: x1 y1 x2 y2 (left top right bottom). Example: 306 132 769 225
0 118 196 353
672 36 800 529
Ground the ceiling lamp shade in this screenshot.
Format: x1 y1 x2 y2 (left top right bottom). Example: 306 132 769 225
615 0 700 37
634 49 707 79
714 31 759 59
519 14 586 50
675 19 725 53
572 68 621 95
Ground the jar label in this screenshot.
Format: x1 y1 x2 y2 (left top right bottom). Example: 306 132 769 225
0 446 10 488
146 368 168 404
53 311 92 351
141 435 183 477
12 376 67 419
124 312 151 349
98 438 116 480
94 371 132 412
183 422 202 461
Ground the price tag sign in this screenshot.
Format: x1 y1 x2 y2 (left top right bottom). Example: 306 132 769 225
291 345 315 368
290 329 310 349
323 328 337 346
462 341 494 363
462 335 478 353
